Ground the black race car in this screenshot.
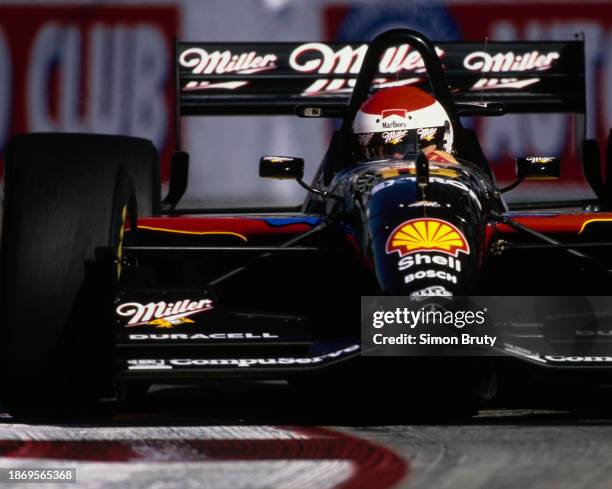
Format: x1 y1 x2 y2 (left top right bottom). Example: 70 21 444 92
2 29 611 417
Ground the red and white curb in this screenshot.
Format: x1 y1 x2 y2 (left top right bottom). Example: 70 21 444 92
0 425 407 488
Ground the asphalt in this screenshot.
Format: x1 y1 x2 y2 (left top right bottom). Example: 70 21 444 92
1 381 612 489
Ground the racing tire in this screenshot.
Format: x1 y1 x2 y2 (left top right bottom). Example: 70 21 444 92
3 133 160 215
0 134 138 419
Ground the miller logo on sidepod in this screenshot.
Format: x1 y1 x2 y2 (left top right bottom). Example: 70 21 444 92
386 218 469 257
116 299 214 328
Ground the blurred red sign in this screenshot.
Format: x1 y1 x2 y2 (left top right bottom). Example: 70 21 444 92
0 6 178 179
448 3 611 195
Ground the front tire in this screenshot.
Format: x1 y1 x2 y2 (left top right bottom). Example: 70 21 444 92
0 134 139 419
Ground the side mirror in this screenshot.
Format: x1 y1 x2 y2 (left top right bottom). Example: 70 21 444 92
516 156 560 180
259 155 304 180
295 104 347 118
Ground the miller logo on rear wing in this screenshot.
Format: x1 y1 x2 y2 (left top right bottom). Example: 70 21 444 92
175 39 585 117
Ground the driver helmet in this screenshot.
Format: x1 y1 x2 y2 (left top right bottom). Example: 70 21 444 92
352 86 454 162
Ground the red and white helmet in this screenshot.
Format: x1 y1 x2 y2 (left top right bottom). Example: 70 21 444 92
352 86 454 162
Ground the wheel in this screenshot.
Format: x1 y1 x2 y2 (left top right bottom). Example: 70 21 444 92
0 133 139 419
3 133 160 215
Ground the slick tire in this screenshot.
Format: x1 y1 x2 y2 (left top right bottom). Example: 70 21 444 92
0 134 139 419
3 133 160 215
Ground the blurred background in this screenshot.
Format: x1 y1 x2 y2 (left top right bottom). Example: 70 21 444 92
0 0 609 208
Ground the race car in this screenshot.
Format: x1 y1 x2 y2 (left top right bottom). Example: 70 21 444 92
1 29 610 418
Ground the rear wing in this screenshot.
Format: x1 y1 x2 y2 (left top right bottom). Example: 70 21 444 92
176 40 585 116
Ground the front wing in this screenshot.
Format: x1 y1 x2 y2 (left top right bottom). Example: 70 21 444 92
111 211 612 380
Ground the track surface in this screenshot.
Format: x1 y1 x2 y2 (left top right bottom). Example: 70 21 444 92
1 381 612 488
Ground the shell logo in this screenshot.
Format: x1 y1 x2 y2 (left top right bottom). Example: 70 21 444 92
386 218 470 257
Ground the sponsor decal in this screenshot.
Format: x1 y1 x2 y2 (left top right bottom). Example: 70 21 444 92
386 218 470 258
417 127 438 142
576 330 612 336
116 298 214 327
264 156 293 163
471 77 540 90
180 48 277 75
128 332 280 341
183 81 249 91
408 200 441 208
289 43 444 75
503 345 612 364
381 118 408 130
404 269 457 285
289 43 444 95
180 48 277 91
410 285 453 297
127 359 171 370
463 50 560 73
301 77 421 96
371 174 479 209
126 345 360 370
389 174 480 207
526 156 555 164
544 356 612 363
290 44 559 96
397 253 461 272
382 130 408 144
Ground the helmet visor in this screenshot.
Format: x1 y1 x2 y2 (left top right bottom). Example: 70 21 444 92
354 126 447 162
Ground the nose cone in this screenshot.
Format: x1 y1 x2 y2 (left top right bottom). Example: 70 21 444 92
363 177 476 296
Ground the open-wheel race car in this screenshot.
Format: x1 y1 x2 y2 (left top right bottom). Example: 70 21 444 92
2 29 611 418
